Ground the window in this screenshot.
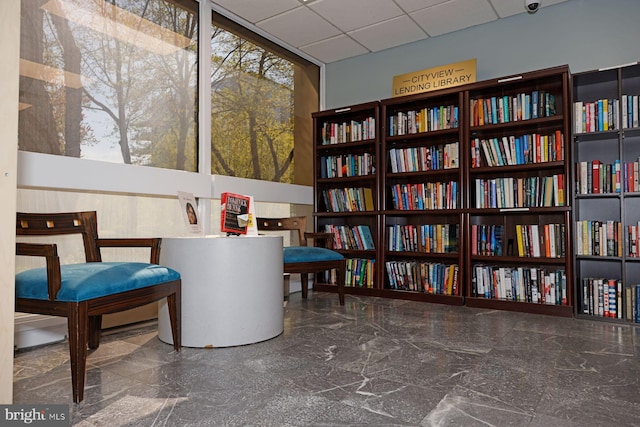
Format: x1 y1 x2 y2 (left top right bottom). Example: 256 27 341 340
210 12 319 184
18 0 199 171
17 2 320 184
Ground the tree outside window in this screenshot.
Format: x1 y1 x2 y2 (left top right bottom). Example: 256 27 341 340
210 24 295 183
18 0 199 171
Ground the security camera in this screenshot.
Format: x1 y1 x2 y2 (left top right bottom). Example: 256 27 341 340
525 0 540 13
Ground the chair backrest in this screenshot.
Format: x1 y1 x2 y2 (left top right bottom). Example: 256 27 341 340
16 211 102 262
256 216 308 246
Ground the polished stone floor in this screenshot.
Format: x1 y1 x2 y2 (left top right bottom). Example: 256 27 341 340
13 292 640 426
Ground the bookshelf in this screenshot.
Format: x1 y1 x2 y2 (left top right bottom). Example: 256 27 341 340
312 101 380 295
312 66 573 316
465 66 573 317
573 62 640 322
380 88 465 305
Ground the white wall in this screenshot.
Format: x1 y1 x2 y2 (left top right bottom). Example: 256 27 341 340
0 0 19 405
325 0 640 109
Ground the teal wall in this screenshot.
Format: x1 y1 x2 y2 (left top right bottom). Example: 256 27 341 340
325 0 640 109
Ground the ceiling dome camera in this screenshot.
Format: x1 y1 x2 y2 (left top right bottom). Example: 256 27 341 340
525 0 540 13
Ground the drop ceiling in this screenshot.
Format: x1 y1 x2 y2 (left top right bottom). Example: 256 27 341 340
211 0 569 64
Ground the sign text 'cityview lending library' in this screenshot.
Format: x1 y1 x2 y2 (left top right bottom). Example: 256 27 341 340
392 59 477 97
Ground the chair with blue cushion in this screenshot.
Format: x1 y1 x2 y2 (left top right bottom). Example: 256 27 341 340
15 211 181 403
256 216 345 305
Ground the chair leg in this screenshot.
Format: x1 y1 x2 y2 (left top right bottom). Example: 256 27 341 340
301 273 309 299
337 261 346 306
167 287 181 351
88 315 102 350
68 302 89 403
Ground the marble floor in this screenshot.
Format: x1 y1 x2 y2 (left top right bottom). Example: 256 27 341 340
12 292 640 426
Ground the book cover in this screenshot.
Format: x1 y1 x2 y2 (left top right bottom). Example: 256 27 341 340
531 224 541 257
363 188 375 211
359 225 375 250
178 191 204 236
592 160 601 193
516 224 525 257
220 192 251 234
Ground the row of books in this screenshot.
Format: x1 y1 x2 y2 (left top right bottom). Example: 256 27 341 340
473 174 565 209
470 90 557 126
320 117 376 145
389 181 459 210
573 99 619 133
470 131 564 168
321 187 375 213
385 260 459 295
621 94 640 129
388 142 459 173
388 105 459 136
575 160 620 194
470 224 503 256
576 159 640 194
575 220 623 257
324 224 375 251
574 95 640 133
386 223 459 253
622 160 640 192
345 258 375 288
580 278 623 318
319 153 375 179
472 265 567 305
515 223 566 258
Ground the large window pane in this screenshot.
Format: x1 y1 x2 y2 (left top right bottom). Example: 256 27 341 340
210 13 319 184
19 0 199 171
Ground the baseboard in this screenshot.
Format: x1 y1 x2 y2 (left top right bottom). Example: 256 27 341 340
14 314 66 349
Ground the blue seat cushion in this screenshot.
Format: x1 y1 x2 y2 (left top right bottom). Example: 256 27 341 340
283 246 344 264
16 262 181 302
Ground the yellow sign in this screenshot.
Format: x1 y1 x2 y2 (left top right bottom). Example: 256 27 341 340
392 59 477 97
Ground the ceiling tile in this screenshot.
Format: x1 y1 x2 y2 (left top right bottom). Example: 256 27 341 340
489 0 570 18
488 0 529 17
308 0 404 32
212 0 572 64
300 35 369 63
411 0 498 37
257 6 341 48
394 0 451 13
348 15 428 52
212 0 300 23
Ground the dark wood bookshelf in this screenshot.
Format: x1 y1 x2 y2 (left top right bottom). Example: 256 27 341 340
313 101 381 291
312 66 573 316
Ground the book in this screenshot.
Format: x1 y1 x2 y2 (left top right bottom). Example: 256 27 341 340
358 225 375 250
178 191 203 236
220 192 251 234
516 224 524 257
531 224 541 257
363 188 375 210
592 160 601 193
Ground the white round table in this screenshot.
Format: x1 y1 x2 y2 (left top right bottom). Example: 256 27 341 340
157 235 284 347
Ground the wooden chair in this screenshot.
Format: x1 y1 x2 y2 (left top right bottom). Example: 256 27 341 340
15 211 181 403
256 216 345 305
